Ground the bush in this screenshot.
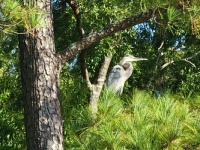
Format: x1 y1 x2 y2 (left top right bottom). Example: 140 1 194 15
64 90 200 149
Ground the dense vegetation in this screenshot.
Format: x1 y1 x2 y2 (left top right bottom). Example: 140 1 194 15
63 91 200 149
1 52 200 149
1 0 200 149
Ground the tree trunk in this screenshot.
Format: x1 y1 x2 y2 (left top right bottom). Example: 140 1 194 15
89 55 113 117
19 0 63 149
17 0 167 147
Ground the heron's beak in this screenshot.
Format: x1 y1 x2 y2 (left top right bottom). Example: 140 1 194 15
130 57 148 62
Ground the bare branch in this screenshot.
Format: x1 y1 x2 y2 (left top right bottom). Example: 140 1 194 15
57 7 167 63
158 41 164 52
161 51 200 69
186 51 200 60
161 59 196 69
161 60 174 69
182 59 196 67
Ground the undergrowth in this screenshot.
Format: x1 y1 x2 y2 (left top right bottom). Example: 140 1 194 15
64 90 200 150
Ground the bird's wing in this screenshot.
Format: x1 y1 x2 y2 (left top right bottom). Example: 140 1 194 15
106 65 124 87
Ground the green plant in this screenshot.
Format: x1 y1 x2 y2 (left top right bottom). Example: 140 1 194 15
63 90 200 149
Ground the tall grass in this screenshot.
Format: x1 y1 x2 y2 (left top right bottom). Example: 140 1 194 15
64 90 200 149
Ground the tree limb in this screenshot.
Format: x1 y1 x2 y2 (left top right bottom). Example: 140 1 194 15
57 7 167 63
185 51 200 60
161 51 200 69
96 55 113 85
66 0 85 37
161 59 196 69
66 0 92 88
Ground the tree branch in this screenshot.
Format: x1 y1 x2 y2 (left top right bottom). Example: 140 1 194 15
57 7 167 63
66 0 92 88
161 59 196 69
96 55 113 85
66 0 85 37
161 51 200 70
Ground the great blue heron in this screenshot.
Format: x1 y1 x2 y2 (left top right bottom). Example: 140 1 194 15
106 55 147 94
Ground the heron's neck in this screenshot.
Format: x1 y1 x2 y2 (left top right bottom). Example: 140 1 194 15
122 62 133 80
119 60 125 65
126 64 133 75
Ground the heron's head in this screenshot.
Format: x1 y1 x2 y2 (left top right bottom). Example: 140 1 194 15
119 54 148 65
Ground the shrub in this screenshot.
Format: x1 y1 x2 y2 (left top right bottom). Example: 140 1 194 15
64 90 200 149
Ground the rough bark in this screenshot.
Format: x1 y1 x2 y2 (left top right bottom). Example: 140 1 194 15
19 0 63 149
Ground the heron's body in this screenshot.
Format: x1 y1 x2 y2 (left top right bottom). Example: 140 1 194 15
106 55 147 94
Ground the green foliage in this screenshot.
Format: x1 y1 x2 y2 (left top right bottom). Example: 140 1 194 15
63 90 200 149
0 0 44 34
0 77 25 149
0 107 25 150
0 32 25 149
179 68 200 99
59 65 90 119
80 0 140 30
53 0 200 97
53 3 79 52
0 0 200 149
0 71 25 149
